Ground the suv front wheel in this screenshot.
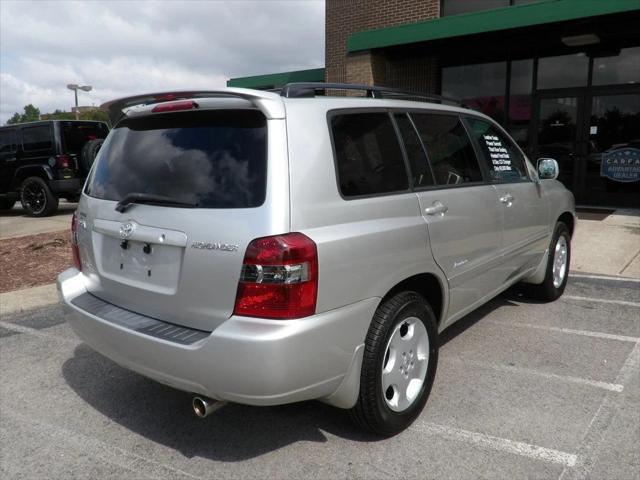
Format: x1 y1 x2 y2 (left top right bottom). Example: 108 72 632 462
349 291 438 436
20 177 59 217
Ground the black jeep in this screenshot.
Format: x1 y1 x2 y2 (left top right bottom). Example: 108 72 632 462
0 120 108 216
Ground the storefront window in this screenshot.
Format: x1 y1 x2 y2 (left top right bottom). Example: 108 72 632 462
509 59 533 123
592 47 640 86
537 53 589 89
586 94 640 202
442 62 507 122
442 0 508 16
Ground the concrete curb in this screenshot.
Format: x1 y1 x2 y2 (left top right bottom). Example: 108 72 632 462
0 283 60 316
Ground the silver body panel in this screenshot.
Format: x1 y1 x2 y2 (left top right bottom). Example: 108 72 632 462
58 92 575 408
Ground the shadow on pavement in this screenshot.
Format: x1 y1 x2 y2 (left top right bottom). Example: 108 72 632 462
62 344 381 462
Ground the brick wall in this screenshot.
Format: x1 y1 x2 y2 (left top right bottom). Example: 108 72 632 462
326 0 440 89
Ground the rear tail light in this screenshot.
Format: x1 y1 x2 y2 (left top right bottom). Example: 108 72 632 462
71 212 82 271
233 233 318 319
56 154 71 168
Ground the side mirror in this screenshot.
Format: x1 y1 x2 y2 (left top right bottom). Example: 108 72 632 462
537 158 559 180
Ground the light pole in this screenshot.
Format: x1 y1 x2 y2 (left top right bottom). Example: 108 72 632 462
67 84 92 120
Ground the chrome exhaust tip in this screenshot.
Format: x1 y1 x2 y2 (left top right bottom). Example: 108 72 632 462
192 396 227 418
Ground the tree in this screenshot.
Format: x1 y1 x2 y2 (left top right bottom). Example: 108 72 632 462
6 104 41 124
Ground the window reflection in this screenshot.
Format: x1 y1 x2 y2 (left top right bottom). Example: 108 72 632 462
509 59 533 123
593 47 640 86
442 62 507 122
538 53 589 89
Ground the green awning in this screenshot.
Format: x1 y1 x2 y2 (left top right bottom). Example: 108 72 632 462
348 0 640 52
227 68 325 89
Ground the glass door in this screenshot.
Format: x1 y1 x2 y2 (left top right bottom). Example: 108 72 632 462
586 92 640 206
533 93 587 199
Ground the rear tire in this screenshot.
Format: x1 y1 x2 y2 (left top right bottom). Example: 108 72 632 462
349 291 438 436
79 138 104 174
20 177 59 217
524 221 571 301
0 199 16 211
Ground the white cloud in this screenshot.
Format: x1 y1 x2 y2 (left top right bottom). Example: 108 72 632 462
0 0 324 123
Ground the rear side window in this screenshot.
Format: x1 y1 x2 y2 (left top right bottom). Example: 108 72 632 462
85 110 267 209
466 117 530 182
331 112 408 197
0 129 17 154
21 125 53 151
62 122 109 154
410 113 483 186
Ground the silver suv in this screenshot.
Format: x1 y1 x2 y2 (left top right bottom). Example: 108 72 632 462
57 84 575 436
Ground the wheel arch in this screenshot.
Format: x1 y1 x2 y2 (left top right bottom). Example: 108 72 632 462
380 272 446 327
12 165 54 190
558 211 575 237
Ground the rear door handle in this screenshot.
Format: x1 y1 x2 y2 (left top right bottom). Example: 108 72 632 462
424 201 448 216
499 194 514 205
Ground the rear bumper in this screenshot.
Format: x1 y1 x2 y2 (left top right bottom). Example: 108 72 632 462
50 178 83 194
57 268 377 407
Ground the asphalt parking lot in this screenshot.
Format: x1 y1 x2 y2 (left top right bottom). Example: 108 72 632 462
0 274 638 479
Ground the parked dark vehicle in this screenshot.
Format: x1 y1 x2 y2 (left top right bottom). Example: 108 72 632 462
0 120 109 216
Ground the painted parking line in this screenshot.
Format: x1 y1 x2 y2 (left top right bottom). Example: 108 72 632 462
563 295 640 308
570 273 640 284
487 320 640 344
414 422 577 467
449 358 624 393
558 342 640 480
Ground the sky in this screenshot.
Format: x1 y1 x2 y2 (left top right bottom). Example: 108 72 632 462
0 0 325 123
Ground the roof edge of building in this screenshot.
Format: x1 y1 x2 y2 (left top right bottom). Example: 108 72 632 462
347 0 640 52
227 68 325 89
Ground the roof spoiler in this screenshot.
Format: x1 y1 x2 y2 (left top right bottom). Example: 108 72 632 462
100 88 285 125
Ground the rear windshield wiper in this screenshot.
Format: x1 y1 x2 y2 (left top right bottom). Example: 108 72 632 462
115 193 198 213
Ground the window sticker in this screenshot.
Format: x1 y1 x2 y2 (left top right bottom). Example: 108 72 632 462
483 134 513 172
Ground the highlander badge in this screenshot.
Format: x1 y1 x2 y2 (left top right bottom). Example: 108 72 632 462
191 241 238 252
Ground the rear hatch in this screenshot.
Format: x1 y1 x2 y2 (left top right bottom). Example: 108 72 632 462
77 108 285 331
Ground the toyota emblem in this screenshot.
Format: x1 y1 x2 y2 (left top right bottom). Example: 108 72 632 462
119 222 135 239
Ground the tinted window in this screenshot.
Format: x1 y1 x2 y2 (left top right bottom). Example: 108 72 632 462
62 122 109 154
441 61 507 122
85 110 267 209
394 114 434 188
410 114 483 185
592 47 640 86
331 113 408 197
466 117 529 182
0 130 17 154
22 125 53 151
538 54 589 89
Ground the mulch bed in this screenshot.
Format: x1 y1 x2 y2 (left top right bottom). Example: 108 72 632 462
0 230 72 293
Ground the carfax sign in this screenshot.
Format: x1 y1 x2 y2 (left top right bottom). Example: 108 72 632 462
601 147 640 182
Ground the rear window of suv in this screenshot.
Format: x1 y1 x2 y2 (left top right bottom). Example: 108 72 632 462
85 110 267 209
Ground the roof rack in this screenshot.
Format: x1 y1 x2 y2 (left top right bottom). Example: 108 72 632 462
279 82 465 107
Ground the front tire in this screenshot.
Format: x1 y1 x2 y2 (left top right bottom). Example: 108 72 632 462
20 177 59 217
349 291 438 436
526 221 571 301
